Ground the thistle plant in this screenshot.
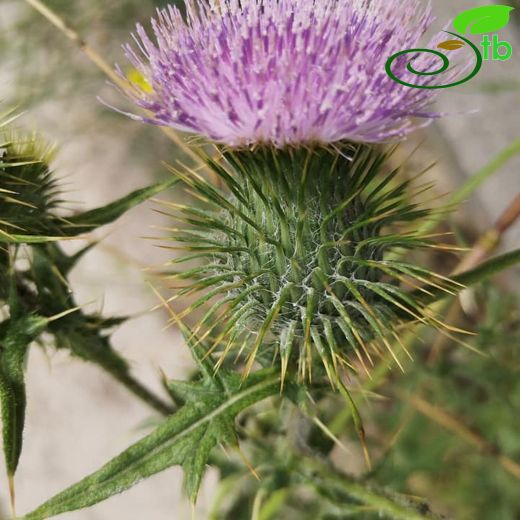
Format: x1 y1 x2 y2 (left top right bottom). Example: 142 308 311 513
165 145 461 386
2 1 520 519
119 0 465 386
0 112 177 503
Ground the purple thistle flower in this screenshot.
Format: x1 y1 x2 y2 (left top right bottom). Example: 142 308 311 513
117 0 462 148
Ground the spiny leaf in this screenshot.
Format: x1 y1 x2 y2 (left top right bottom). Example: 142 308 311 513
453 5 514 35
5 177 179 242
0 314 48 479
21 369 282 519
414 248 520 307
167 144 457 386
56 176 180 236
28 244 173 416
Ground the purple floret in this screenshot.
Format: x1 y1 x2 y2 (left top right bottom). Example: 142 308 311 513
117 0 464 147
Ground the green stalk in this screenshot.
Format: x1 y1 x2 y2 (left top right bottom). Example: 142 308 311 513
419 137 520 237
414 248 520 307
301 459 439 520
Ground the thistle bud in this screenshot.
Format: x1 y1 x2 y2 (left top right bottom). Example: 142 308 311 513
112 0 466 386
166 144 459 385
0 132 59 239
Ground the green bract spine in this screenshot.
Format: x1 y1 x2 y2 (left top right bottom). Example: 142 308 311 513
167 145 460 386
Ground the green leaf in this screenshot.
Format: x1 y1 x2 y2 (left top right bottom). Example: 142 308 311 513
452 248 520 288
28 244 173 416
415 248 520 306
453 5 514 35
1 120 179 243
22 369 282 519
401 137 520 251
55 176 179 236
0 314 48 478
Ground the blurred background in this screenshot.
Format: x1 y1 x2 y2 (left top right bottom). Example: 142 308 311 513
0 0 519 519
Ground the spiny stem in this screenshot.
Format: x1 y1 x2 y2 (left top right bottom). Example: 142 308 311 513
408 248 520 308
449 249 520 293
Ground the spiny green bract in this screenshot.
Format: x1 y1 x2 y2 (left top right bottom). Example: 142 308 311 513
166 144 460 386
0 131 61 240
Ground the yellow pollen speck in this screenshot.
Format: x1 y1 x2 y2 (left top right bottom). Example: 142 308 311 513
127 68 153 93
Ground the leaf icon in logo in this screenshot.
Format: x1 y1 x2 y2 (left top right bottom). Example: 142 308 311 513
453 5 514 35
437 39 466 51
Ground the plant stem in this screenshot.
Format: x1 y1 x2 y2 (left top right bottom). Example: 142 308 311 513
419 137 520 236
406 248 520 308
428 192 520 362
454 192 520 275
450 248 520 291
301 460 439 520
99 364 174 416
401 393 520 480
22 0 208 172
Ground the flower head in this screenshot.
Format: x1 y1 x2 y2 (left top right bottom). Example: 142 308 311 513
168 145 462 386
118 0 461 148
0 130 60 238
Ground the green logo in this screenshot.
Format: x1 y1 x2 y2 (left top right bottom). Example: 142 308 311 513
386 5 514 89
